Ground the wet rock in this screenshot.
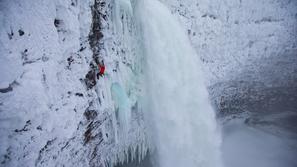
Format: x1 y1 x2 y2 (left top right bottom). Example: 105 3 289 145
84 109 98 121
36 138 57 165
67 56 74 67
84 121 103 144
75 93 83 97
14 120 31 133
7 28 14 39
254 17 284 24
54 19 61 28
1 147 12 165
36 126 42 131
71 0 77 6
83 111 108 145
84 69 96 89
201 13 217 19
79 47 86 52
0 87 13 93
42 55 49 62
18 29 25 36
0 80 19 93
210 81 297 116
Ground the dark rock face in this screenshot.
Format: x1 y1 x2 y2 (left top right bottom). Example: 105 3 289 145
210 81 297 116
209 52 297 134
84 0 107 90
88 0 104 54
85 68 97 89
18 29 24 36
54 19 61 28
0 80 19 93
210 77 297 136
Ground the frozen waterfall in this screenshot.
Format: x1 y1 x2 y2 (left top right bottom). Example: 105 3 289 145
134 0 222 167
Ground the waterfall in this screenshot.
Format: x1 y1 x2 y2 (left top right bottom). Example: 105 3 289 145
134 0 222 166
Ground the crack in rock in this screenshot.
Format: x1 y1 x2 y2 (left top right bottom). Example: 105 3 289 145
0 80 19 93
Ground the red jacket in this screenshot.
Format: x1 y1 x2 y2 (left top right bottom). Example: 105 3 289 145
98 65 105 75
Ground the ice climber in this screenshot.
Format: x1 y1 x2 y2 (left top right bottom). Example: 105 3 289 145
96 60 105 79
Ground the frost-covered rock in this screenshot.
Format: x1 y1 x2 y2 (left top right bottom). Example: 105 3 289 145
161 0 297 117
0 0 149 166
162 0 297 84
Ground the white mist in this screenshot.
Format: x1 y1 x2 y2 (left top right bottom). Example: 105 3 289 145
135 0 223 166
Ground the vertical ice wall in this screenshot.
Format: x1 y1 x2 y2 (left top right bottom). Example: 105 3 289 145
135 0 222 167
99 0 150 165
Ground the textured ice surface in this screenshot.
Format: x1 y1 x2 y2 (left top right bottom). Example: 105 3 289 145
111 82 131 139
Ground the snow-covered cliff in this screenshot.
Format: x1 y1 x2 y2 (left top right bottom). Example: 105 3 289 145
160 0 297 114
0 0 93 165
162 0 297 142
0 0 149 166
162 0 297 84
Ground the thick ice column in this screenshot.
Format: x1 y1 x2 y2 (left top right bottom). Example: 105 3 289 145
111 82 131 138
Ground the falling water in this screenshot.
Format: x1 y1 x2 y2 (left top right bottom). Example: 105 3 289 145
134 0 222 166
